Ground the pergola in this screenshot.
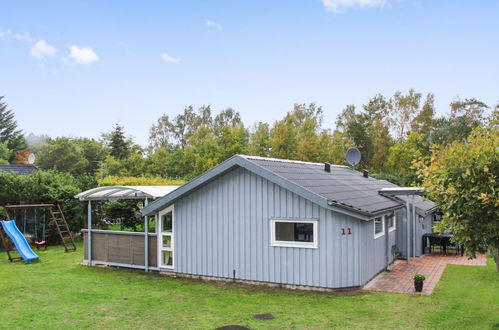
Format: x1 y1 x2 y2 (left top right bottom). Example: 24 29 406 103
75 185 179 271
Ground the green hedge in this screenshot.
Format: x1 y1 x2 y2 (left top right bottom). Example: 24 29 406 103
0 170 86 234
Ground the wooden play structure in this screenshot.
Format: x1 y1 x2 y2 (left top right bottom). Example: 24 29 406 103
0 204 76 262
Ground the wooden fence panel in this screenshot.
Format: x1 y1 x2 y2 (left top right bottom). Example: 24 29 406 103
82 230 157 268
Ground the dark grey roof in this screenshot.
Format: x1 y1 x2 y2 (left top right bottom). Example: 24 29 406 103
141 155 437 219
244 156 402 214
0 164 39 175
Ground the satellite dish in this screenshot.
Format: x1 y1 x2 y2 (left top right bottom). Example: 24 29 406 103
345 148 361 167
27 153 36 165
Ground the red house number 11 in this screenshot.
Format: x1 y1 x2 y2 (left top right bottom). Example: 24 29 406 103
341 228 352 235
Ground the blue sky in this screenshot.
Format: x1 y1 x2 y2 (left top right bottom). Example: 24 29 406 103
1 0 498 146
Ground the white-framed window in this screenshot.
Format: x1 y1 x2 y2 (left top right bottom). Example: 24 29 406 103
158 205 174 269
374 217 384 239
270 218 318 249
387 214 396 232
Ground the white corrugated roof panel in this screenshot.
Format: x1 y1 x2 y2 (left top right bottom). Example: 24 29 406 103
75 185 180 201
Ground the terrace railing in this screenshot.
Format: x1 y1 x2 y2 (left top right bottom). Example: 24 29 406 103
82 229 158 270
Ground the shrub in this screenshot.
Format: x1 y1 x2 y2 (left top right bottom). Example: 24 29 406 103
413 274 426 281
98 176 185 187
0 170 85 233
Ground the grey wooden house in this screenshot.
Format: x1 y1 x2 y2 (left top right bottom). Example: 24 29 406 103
136 155 438 289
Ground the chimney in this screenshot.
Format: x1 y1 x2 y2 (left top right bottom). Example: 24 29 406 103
363 169 369 178
324 162 331 173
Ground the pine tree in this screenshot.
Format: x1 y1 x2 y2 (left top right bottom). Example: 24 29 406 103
0 96 26 155
108 123 131 160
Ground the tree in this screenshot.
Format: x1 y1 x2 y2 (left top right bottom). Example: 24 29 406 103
215 124 249 162
38 137 89 176
362 95 392 172
0 96 26 156
269 114 297 159
422 122 499 270
270 103 324 161
102 200 142 231
385 132 429 184
370 120 392 172
37 137 107 177
148 114 175 152
75 138 108 175
0 170 85 232
105 123 131 160
248 122 271 157
429 98 489 146
449 97 488 122
12 150 31 165
25 132 50 152
296 117 321 162
390 89 422 142
171 106 197 149
411 93 435 135
214 108 242 131
185 126 218 176
317 129 354 165
147 147 194 178
0 141 10 164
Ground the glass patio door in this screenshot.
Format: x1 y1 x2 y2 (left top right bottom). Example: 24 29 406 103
158 206 174 269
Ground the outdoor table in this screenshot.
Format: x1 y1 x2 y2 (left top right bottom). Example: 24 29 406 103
422 233 464 256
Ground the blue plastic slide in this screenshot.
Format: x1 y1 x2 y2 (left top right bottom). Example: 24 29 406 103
1 220 39 262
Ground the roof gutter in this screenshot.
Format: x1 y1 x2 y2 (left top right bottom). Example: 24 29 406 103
327 200 404 220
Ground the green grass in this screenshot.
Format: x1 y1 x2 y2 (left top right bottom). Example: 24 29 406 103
0 242 498 329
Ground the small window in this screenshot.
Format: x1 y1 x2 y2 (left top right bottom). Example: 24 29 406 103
374 217 384 239
161 212 173 232
271 219 318 248
387 215 396 232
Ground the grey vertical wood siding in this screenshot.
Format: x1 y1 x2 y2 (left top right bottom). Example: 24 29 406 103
396 211 432 258
173 167 367 288
358 213 398 284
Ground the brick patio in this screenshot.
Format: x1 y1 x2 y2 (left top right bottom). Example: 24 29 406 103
363 252 487 295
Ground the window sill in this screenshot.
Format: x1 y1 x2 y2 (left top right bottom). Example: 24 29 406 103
389 227 396 232
160 265 174 270
374 233 385 239
271 241 318 249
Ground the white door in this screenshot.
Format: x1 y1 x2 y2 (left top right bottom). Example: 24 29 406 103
158 205 174 269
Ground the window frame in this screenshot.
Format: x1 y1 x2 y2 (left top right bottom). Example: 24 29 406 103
157 205 174 270
373 217 385 239
387 214 396 232
270 218 318 249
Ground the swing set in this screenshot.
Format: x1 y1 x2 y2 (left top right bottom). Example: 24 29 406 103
0 204 76 262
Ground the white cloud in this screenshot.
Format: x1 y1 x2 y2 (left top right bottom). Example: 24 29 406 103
322 0 390 13
0 29 12 39
14 33 33 42
161 53 182 63
30 40 57 59
68 45 99 64
206 19 223 30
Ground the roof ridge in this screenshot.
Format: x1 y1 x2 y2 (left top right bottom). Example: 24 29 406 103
238 154 349 168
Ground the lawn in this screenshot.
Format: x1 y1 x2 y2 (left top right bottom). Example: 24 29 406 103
0 241 498 329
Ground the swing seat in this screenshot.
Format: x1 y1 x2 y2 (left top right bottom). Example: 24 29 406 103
34 240 47 251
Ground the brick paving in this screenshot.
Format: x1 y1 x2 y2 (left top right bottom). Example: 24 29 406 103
363 252 487 295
